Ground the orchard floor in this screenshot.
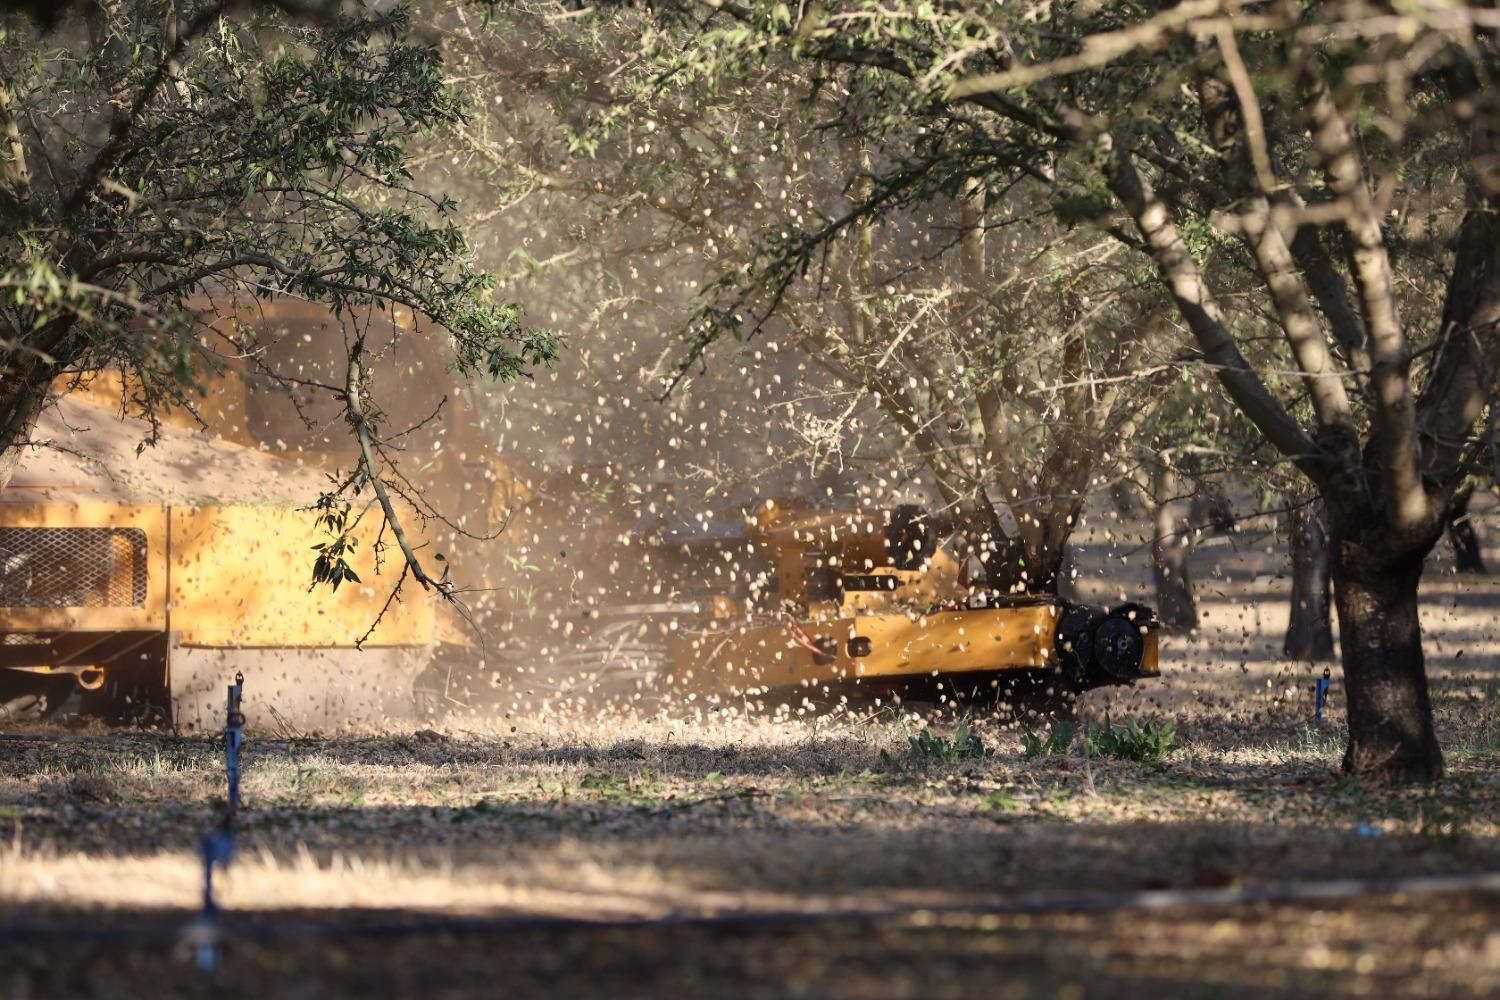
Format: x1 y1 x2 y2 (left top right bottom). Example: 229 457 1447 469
4 528 1500 997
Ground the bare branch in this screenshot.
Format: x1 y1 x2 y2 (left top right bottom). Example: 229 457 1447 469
345 343 441 594
1288 224 1370 375
0 77 30 213
1305 81 1429 531
1104 134 1328 483
1238 199 1357 439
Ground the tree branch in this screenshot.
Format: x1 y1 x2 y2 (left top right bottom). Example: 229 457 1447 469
1416 205 1500 486
1239 198 1357 439
1104 134 1328 484
346 344 441 593
1305 81 1429 531
1288 223 1369 376
0 76 31 214
61 2 227 219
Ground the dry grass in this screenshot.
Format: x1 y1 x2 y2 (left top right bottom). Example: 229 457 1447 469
3 648 1498 916
4 517 1500 997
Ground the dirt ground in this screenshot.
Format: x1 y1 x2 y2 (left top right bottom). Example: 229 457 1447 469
3 511 1500 998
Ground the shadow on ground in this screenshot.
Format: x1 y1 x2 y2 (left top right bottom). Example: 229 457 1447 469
4 889 1497 999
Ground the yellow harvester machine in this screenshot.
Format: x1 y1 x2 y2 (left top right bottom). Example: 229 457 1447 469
438 492 1163 717
658 498 1160 714
0 300 527 729
0 298 1160 726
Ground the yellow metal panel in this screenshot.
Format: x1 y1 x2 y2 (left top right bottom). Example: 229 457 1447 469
169 505 436 648
836 552 966 614
669 605 1061 698
0 501 167 632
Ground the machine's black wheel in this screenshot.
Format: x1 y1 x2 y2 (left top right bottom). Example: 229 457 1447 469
1054 605 1103 686
1093 614 1147 682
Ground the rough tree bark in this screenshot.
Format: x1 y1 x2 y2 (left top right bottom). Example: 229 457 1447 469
1151 467 1197 631
1446 484 1487 574
0 363 50 492
1329 523 1445 782
1010 531 1070 594
1284 500 1335 661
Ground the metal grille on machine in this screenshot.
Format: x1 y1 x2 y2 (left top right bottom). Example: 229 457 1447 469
0 528 148 608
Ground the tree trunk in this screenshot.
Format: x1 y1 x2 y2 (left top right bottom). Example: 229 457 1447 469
947 496 1013 592
973 503 1072 596
979 530 1036 594
1151 469 1197 631
1446 486 1487 574
1107 478 1141 520
947 494 1065 596
1284 501 1335 661
1016 536 1067 595
1330 536 1444 783
0 366 48 492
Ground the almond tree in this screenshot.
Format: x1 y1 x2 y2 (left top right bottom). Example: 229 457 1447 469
0 3 553 593
663 0 1498 781
446 3 1175 593
1445 482 1489 573
1284 496 1336 661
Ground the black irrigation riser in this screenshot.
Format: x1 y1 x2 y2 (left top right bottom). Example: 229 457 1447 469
183 672 244 973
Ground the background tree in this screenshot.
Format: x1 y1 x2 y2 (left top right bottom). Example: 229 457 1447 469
1134 375 1250 633
1445 481 1490 574
1284 496 1336 662
1148 461 1198 632
446 3 1176 595
658 0 1500 782
0 2 553 594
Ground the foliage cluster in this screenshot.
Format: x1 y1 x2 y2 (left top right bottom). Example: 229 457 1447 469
439 2 1182 591
1021 720 1076 759
1023 714 1179 763
1085 714 1180 764
882 720 992 768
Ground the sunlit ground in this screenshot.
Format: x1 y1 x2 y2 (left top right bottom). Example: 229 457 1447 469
3 511 1499 997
